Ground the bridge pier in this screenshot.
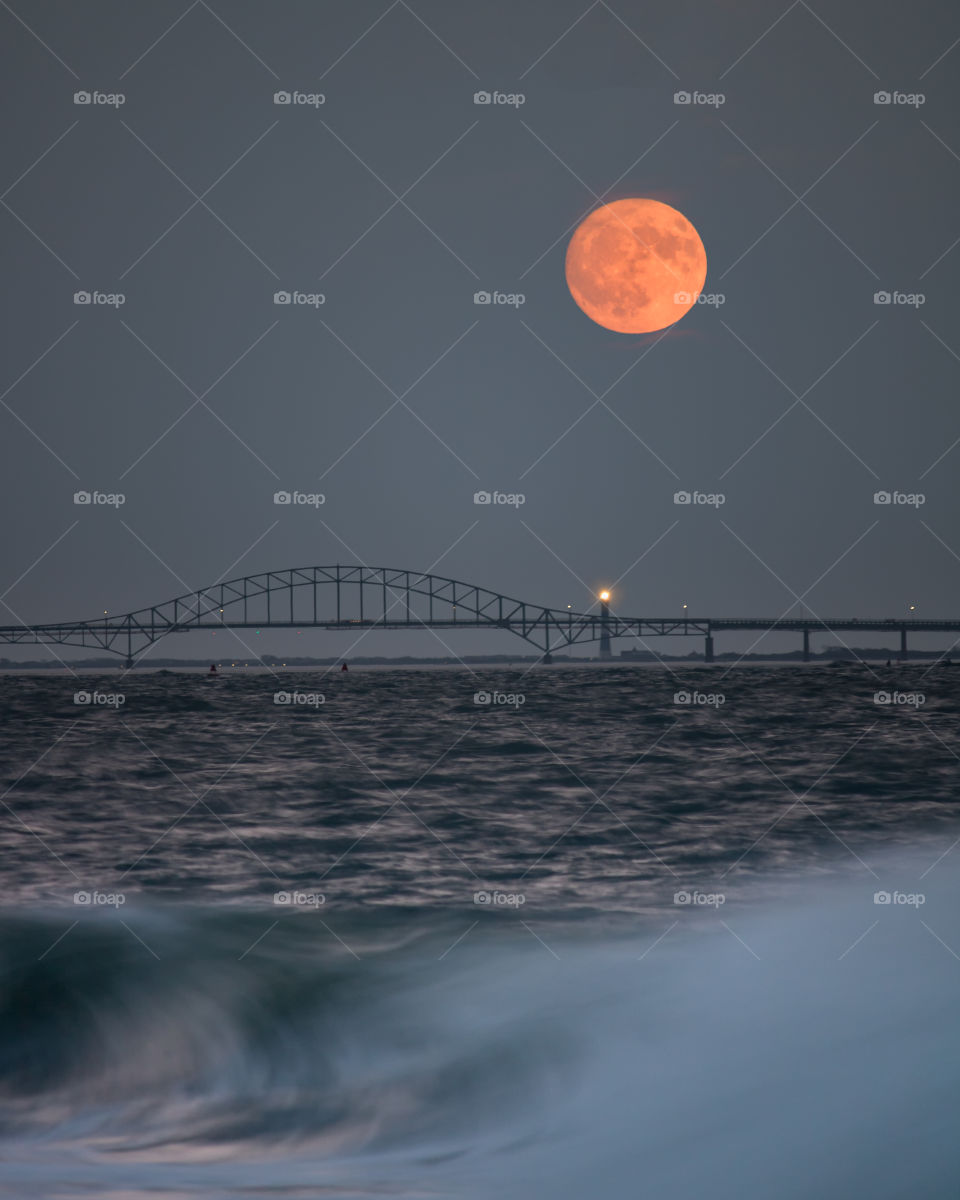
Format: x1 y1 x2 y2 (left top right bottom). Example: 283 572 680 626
900 625 908 661
541 650 553 665
125 657 133 669
704 635 714 663
803 629 810 662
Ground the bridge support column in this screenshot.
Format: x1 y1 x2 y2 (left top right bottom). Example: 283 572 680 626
803 630 810 662
541 650 553 665
599 597 611 660
900 626 908 661
704 635 714 663
125 657 133 669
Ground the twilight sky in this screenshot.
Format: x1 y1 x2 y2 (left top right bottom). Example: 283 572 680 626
2 0 960 660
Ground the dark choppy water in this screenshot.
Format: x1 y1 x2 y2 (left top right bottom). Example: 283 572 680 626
1 665 959 1198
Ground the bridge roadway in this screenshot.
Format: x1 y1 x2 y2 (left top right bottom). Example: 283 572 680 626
0 565 955 665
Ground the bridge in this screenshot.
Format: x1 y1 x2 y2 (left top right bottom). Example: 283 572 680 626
0 564 957 666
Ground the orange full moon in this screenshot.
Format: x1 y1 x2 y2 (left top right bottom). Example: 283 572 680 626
565 198 707 334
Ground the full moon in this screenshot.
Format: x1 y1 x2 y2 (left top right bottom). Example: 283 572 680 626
565 198 707 334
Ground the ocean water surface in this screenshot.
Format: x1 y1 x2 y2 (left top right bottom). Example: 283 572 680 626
0 664 958 1197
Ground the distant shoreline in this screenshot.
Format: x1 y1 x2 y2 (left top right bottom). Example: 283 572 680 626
1 649 953 671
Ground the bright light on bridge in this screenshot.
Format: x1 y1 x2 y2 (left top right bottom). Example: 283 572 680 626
599 590 610 602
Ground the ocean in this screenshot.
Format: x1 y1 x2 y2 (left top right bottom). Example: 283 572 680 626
0 664 958 1197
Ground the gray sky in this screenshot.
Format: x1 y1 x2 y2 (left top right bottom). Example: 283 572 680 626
2 0 960 659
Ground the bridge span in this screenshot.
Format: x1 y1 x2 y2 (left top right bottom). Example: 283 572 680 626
0 564 956 666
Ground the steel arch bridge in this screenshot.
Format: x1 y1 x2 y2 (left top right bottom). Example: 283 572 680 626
1 564 958 665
